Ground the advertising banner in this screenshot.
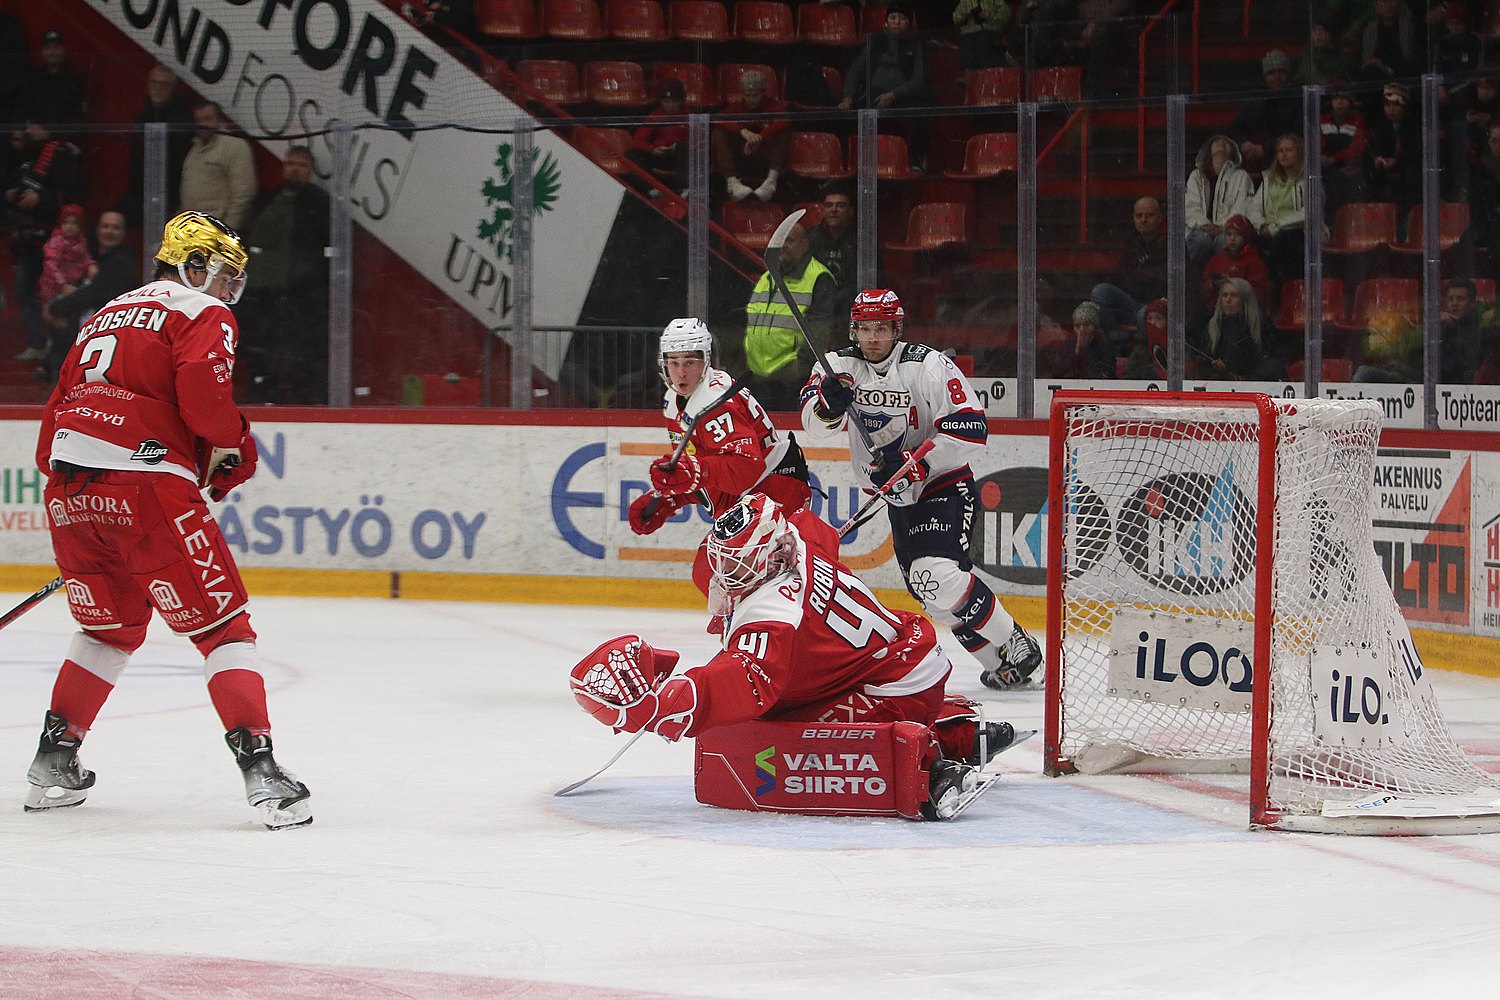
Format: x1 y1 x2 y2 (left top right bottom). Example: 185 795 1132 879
1371 447 1471 627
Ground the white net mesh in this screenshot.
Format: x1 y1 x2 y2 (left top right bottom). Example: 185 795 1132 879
1053 395 1500 828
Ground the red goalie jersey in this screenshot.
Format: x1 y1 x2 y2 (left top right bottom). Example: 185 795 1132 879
37 279 244 482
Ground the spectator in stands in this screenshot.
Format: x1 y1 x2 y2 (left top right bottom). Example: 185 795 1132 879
1231 49 1302 177
4 120 81 364
1090 195 1168 360
1439 277 1496 382
629 78 688 196
1185 134 1255 267
1434 3 1483 75
806 182 867 319
1353 311 1423 382
179 101 257 230
1248 133 1309 294
1201 214 1271 313
36 203 93 340
953 0 1011 71
1358 0 1422 85
41 209 134 382
743 223 837 410
1442 75 1500 202
1123 297 1170 379
714 70 790 204
117 63 195 227
1066 300 1116 378
1297 13 1353 85
239 146 331 405
1193 277 1283 381
19 29 86 145
1320 86 1369 211
1472 121 1500 275
0 11 26 128
840 3 935 112
1366 82 1421 227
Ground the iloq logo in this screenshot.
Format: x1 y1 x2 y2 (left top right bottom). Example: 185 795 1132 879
1107 609 1253 713
1117 470 1254 595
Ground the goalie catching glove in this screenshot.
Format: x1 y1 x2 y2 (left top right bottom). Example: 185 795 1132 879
570 635 697 741
204 418 258 501
649 452 702 496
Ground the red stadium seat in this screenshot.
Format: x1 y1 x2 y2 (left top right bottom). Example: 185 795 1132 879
718 62 781 101
476 0 541 37
1392 202 1471 254
1476 278 1496 302
1323 202 1399 255
1273 278 1347 331
885 202 967 251
669 0 731 41
963 67 1021 106
1028 66 1082 102
722 201 786 249
860 3 890 33
848 134 919 180
584 61 651 107
944 132 1019 179
517 59 585 106
608 0 669 39
1286 357 1355 382
1337 278 1420 331
787 131 853 180
792 201 823 229
651 61 717 106
573 127 633 173
542 0 608 38
797 3 858 45
735 1 796 43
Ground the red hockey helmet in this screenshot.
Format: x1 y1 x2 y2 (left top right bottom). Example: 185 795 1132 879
849 288 905 342
707 494 794 595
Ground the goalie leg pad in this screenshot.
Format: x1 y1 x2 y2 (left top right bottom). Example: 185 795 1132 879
695 719 937 820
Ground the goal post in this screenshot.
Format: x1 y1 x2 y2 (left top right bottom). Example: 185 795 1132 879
1045 390 1500 834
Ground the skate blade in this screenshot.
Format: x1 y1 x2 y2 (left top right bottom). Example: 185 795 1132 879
929 768 980 821
943 772 1000 820
23 784 89 812
257 797 313 830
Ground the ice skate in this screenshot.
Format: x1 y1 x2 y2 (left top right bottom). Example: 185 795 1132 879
226 728 312 830
969 721 1036 765
922 758 978 821
979 623 1042 691
24 711 95 812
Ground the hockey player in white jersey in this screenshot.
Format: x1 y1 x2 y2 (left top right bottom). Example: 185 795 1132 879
798 289 1041 689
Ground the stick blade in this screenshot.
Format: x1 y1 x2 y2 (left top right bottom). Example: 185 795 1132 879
765 208 807 253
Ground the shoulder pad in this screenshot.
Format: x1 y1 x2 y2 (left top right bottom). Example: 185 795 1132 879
835 345 862 360
900 343 932 363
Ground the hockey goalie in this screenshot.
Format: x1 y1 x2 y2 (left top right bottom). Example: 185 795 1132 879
571 493 1026 820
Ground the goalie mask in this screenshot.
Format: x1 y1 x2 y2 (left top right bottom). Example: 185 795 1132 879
156 211 249 304
658 317 714 390
707 494 795 595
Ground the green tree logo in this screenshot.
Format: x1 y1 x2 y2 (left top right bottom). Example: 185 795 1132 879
479 142 562 264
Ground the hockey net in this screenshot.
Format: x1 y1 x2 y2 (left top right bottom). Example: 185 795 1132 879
1045 391 1500 834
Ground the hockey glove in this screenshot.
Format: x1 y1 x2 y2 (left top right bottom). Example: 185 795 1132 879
206 420 258 501
871 449 929 498
628 491 683 535
570 635 694 740
650 452 702 495
813 373 856 421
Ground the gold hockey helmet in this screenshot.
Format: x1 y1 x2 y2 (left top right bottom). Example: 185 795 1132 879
155 211 249 303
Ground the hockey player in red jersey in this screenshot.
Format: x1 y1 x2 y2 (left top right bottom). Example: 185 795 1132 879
574 493 1023 819
628 317 832 593
26 211 311 830
800 289 1042 691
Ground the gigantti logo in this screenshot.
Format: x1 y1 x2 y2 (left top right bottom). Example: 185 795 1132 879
971 467 1048 584
1116 469 1255 596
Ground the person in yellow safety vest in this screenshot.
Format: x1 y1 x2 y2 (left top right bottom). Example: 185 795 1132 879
743 223 839 411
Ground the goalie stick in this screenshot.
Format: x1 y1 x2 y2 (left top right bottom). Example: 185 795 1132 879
554 730 648 797
763 210 876 455
640 376 748 522
0 576 64 633
834 440 936 539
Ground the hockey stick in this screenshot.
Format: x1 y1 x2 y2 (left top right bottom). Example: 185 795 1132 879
835 439 935 539
762 210 876 454
640 376 748 522
554 729 648 797
0 576 64 633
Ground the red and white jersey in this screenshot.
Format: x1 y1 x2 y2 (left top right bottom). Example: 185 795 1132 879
679 533 951 735
798 342 988 506
662 365 807 515
37 279 245 484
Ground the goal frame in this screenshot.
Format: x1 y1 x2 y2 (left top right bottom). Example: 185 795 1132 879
1043 390 1500 834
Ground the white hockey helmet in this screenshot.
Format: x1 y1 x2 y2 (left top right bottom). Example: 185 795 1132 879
658 317 714 385
707 493 796 595
849 288 905 342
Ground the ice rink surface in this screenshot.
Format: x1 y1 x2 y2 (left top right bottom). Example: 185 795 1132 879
3 592 1500 1000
